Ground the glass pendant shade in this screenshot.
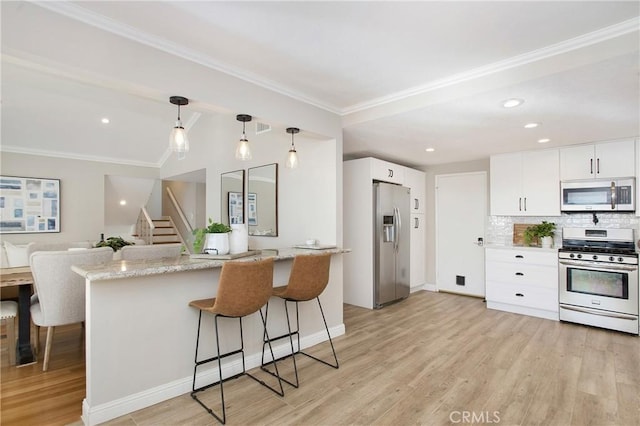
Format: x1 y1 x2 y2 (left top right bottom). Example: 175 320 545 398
235 135 252 160
286 148 298 168
170 120 189 153
169 96 190 155
285 127 300 169
235 114 252 161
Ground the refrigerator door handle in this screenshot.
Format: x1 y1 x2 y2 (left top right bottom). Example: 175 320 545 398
394 207 401 252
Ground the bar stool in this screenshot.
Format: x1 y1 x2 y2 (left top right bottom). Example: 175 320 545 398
189 258 283 424
1 300 18 366
261 253 338 388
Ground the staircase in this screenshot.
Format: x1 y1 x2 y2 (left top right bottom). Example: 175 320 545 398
149 217 181 245
136 206 193 253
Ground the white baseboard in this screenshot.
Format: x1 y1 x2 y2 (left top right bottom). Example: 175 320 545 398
410 283 438 293
82 323 345 425
423 283 437 292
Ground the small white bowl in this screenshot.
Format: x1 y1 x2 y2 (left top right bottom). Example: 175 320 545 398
306 239 317 246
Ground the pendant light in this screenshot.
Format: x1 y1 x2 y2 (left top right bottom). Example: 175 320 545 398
285 127 300 169
169 96 189 153
235 114 252 160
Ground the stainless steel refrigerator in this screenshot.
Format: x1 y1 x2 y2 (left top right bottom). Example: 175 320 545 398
373 182 410 308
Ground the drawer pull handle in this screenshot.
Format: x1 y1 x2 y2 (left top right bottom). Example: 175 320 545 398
515 255 524 259
515 293 524 297
515 272 524 276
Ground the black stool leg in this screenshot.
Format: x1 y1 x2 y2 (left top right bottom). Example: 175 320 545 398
246 309 285 396
299 297 339 369
260 299 300 388
191 313 228 424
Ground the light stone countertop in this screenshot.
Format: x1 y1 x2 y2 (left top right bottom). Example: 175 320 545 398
484 243 560 253
72 247 350 282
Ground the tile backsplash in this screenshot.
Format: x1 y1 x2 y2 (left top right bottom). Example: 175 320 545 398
486 213 640 246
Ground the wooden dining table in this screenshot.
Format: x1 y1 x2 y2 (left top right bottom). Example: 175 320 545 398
1 266 35 365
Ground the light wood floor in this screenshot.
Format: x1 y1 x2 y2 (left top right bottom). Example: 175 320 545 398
2 291 639 425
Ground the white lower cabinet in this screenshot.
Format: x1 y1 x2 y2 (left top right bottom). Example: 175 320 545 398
485 247 559 320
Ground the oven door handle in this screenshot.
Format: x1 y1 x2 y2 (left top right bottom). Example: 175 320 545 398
559 259 638 272
560 305 638 321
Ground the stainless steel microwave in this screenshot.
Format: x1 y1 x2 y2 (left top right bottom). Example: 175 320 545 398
561 178 635 212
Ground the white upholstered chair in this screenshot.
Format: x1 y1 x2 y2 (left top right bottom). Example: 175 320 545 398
119 243 182 261
27 241 94 303
29 247 113 371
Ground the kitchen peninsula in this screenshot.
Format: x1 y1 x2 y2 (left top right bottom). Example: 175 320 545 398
72 247 348 426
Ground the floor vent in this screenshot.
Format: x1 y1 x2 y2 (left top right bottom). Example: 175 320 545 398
255 122 271 134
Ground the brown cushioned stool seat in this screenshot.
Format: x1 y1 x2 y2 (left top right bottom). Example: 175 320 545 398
189 258 283 424
261 253 339 388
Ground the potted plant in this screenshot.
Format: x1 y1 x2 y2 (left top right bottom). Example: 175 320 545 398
523 221 556 248
193 219 232 254
95 236 134 252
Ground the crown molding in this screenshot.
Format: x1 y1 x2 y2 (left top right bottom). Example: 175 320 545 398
32 1 342 115
30 2 640 117
1 145 162 168
342 17 640 115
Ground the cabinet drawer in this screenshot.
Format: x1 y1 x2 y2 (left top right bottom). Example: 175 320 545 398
486 248 557 266
486 262 558 289
486 281 558 311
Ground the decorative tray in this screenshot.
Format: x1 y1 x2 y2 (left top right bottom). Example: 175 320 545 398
293 244 337 250
190 250 260 260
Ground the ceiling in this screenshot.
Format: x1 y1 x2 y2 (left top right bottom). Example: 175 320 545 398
2 1 639 168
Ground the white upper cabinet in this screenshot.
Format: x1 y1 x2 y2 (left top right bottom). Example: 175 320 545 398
490 149 560 216
404 167 426 214
370 158 405 184
560 139 636 180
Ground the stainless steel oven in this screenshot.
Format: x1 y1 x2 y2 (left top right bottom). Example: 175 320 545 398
559 228 639 334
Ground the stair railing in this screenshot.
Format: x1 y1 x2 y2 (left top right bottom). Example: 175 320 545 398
165 187 195 253
136 207 155 245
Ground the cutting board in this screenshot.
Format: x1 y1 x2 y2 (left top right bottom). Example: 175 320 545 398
513 223 533 246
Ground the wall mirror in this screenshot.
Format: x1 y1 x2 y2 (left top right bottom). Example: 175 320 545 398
220 169 245 225
247 163 278 236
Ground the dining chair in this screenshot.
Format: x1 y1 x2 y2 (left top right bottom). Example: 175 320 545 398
120 243 182 260
261 253 338 388
27 241 95 353
30 247 113 371
1 300 18 365
189 258 283 424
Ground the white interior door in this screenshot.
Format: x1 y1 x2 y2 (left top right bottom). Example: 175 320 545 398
436 172 487 297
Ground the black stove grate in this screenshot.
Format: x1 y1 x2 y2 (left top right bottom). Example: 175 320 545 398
560 238 637 256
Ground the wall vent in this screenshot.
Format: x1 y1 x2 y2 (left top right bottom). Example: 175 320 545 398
255 122 271 134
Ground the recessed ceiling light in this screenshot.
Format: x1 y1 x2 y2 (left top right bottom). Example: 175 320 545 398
101 118 110 124
538 138 550 144
502 98 524 108
425 148 435 152
524 122 539 129
119 200 127 206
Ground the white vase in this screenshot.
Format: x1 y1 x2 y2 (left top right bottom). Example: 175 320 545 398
229 224 248 254
540 236 553 248
203 233 230 255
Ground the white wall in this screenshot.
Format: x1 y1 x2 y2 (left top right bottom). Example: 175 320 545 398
0 152 159 245
160 114 340 251
104 175 157 238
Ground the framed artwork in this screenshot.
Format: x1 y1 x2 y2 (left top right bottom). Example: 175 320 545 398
0 176 60 233
247 193 257 226
228 191 244 224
